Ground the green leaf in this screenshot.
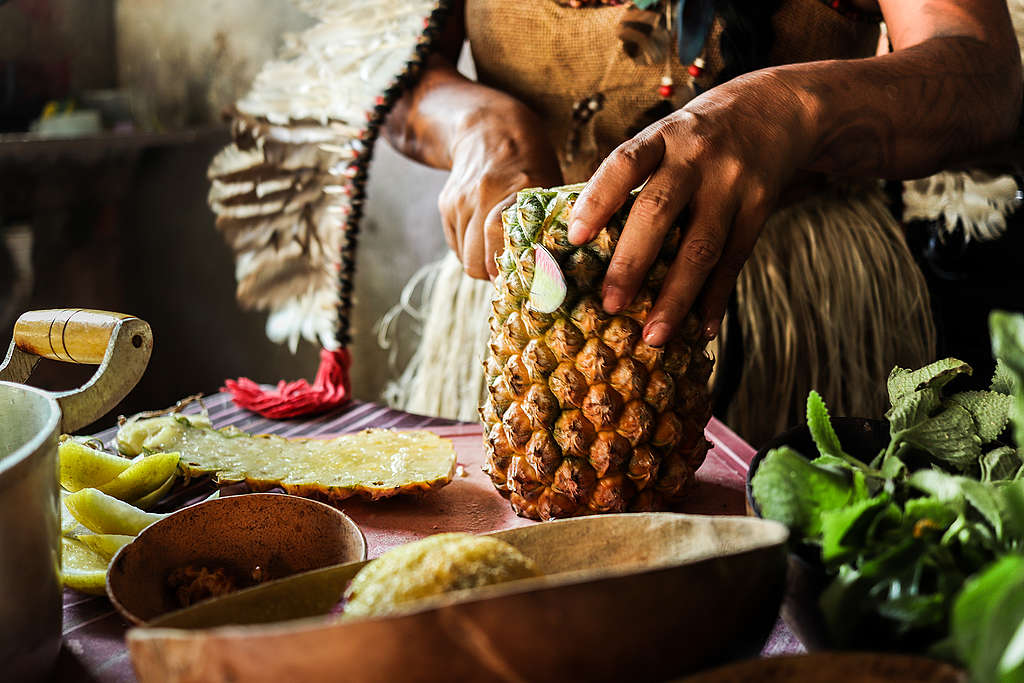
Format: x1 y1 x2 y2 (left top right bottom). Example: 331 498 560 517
876 592 948 631
953 554 1024 683
903 497 958 536
982 447 1022 483
1000 618 1024 680
820 495 892 564
887 387 943 433
959 479 1005 541
909 469 967 504
751 447 866 539
896 402 983 471
887 358 973 405
881 452 907 479
949 391 1013 443
807 390 846 459
992 359 1018 395
991 311 1024 448
812 454 856 472
819 565 871 647
997 481 1024 543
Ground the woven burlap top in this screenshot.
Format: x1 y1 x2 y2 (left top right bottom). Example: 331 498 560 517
466 0 879 182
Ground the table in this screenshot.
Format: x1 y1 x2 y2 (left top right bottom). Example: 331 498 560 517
54 394 803 681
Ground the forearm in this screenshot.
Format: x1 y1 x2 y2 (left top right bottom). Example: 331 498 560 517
384 56 544 170
769 35 1021 179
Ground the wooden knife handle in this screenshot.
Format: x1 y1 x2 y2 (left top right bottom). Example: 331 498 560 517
14 309 138 365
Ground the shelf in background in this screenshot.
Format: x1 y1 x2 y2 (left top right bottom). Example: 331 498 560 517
0 126 230 165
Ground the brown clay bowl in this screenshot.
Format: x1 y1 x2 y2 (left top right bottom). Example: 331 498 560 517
744 418 890 651
127 513 790 683
107 493 366 624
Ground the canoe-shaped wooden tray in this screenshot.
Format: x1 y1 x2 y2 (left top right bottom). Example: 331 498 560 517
128 513 789 683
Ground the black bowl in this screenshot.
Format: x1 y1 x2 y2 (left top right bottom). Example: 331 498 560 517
744 417 889 651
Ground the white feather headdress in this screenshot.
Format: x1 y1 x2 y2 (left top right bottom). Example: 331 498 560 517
207 0 449 353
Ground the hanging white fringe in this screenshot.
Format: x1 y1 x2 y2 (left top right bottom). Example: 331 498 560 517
379 253 493 421
903 170 1021 243
901 0 1024 243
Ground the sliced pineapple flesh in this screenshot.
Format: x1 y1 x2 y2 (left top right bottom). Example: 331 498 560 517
117 416 457 502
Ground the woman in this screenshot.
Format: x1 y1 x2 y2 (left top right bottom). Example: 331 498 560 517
382 0 1022 444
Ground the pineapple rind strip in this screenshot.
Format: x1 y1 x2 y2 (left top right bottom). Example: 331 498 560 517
117 417 457 503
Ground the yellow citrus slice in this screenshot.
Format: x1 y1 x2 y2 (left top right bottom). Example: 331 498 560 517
64 488 166 535
98 452 180 502
61 537 110 595
132 472 178 510
76 533 134 560
58 439 131 492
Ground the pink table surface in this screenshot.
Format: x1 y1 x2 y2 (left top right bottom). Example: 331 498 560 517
53 395 802 682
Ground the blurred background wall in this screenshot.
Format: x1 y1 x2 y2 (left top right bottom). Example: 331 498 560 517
0 0 450 428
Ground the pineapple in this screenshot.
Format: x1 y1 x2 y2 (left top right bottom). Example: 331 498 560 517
117 415 457 503
482 185 714 520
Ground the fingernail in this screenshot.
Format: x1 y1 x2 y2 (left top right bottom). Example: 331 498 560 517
602 287 626 314
703 320 720 341
643 322 669 347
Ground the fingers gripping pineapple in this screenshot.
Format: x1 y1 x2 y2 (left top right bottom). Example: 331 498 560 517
482 185 714 520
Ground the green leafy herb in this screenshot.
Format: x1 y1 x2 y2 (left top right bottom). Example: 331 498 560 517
949 391 1013 444
808 390 847 461
883 380 984 471
953 555 1024 683
887 358 972 404
992 359 1019 396
751 446 867 539
980 447 1021 483
992 312 1024 448
751 312 1024 660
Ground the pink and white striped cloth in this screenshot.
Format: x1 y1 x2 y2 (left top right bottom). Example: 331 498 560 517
54 394 802 681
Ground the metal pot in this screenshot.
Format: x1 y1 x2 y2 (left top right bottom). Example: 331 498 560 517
0 309 152 682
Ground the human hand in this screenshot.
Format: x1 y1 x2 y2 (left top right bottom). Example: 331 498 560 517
440 105 564 280
567 74 815 346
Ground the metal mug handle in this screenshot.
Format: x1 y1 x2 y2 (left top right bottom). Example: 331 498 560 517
0 309 153 432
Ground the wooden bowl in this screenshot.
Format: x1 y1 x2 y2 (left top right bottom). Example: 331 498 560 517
107 493 366 625
744 418 890 651
127 513 789 683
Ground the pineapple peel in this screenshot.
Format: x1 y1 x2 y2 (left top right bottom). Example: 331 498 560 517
116 416 458 503
528 244 567 313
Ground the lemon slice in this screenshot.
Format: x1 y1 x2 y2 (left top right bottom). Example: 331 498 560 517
98 452 180 502
61 537 110 595
132 472 178 510
64 488 166 535
59 439 131 492
77 533 134 560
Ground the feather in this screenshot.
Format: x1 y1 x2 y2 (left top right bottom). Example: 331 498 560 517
903 170 1021 243
207 0 442 351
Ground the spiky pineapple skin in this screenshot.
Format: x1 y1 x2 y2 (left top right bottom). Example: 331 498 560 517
482 185 714 521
